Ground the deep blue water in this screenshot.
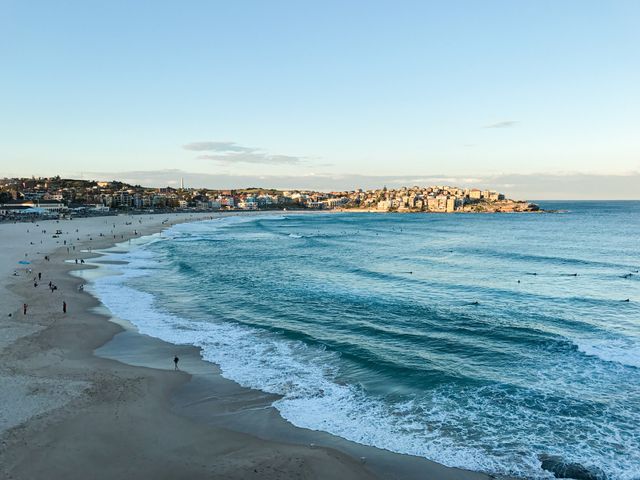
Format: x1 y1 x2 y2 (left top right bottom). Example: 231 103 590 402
94 202 640 479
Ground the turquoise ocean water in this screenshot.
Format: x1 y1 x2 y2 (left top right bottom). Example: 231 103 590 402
93 201 640 479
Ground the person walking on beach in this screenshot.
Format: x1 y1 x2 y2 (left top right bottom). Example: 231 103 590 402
23 303 27 315
174 355 179 370
63 301 67 313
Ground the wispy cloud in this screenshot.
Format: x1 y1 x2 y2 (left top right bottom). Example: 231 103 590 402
183 141 256 153
483 120 518 129
184 141 302 165
196 153 301 165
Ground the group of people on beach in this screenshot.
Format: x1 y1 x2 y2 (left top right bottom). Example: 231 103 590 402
14 222 87 320
12 215 192 372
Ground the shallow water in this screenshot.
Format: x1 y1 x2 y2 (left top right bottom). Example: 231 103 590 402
92 202 640 479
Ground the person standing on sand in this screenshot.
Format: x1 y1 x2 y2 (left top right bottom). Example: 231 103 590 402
174 356 179 370
23 303 27 315
63 301 67 313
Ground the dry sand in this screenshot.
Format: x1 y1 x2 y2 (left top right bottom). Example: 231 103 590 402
0 213 495 480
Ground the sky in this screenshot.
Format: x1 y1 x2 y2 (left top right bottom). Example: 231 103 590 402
1 0 639 198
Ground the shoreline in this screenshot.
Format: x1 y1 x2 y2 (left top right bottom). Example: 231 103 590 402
0 213 499 480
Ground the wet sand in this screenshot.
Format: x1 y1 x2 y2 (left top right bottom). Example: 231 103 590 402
0 213 495 480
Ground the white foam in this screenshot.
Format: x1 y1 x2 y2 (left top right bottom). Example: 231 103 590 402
91 248 509 472
93 276 508 474
575 338 640 368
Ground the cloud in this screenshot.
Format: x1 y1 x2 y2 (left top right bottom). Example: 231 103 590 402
184 141 302 165
483 120 518 129
183 141 256 153
196 153 301 165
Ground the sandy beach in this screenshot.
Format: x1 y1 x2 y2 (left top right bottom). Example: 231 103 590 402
0 213 494 480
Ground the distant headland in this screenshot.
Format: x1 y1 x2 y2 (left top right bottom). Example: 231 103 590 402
338 185 539 213
0 176 539 220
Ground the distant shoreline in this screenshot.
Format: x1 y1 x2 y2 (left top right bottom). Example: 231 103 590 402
0 203 547 225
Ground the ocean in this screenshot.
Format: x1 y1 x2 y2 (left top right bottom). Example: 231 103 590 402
92 201 640 479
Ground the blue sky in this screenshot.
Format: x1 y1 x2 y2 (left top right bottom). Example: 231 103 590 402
1 0 639 197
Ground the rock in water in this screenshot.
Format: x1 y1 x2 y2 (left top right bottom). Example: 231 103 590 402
539 454 605 480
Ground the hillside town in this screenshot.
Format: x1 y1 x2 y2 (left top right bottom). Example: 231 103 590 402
0 176 539 220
